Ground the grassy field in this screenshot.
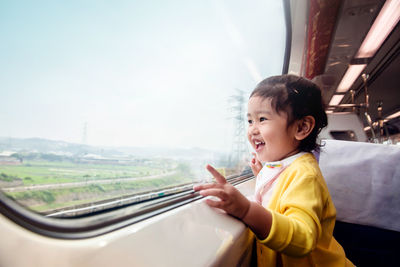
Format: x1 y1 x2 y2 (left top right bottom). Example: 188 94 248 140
6 173 192 212
0 160 167 185
0 159 192 213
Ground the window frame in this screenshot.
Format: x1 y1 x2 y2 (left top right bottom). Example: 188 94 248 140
0 0 291 239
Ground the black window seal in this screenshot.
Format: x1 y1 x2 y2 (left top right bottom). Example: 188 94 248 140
282 0 292 75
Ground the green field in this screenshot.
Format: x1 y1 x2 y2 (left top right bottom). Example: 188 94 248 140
0 159 193 213
0 160 167 185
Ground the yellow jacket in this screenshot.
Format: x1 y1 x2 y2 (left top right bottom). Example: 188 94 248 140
256 153 353 266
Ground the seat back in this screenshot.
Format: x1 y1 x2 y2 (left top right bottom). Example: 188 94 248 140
319 139 400 232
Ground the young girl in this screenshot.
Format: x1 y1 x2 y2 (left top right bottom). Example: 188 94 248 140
194 75 354 266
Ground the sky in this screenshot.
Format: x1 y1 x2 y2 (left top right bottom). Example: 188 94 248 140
0 0 286 152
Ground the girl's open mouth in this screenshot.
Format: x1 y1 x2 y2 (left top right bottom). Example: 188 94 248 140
255 141 265 151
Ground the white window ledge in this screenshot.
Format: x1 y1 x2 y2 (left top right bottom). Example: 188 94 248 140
0 178 256 267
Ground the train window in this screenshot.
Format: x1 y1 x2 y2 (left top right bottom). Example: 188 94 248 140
0 0 286 226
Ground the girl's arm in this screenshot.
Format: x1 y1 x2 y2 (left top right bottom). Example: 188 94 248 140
242 201 272 240
193 164 272 240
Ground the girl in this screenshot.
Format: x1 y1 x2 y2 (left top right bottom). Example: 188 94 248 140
194 75 353 266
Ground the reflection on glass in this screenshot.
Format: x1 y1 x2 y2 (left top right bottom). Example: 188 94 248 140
0 0 285 215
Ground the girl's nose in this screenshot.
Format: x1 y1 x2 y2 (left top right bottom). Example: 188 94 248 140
248 124 260 135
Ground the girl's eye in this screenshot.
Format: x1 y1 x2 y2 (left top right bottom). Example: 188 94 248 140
260 117 267 122
248 119 253 124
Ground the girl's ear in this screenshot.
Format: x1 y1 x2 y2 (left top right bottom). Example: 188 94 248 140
294 116 315 141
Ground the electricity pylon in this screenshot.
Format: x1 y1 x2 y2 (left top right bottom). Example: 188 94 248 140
229 89 248 168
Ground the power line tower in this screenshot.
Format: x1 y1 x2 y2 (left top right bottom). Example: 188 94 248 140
229 89 248 168
82 122 88 145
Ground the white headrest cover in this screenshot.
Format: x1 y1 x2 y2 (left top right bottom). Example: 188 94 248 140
319 140 400 232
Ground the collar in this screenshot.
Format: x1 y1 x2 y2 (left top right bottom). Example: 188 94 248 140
255 152 307 204
263 151 307 169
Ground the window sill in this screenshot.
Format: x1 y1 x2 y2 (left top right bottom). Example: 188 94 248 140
0 178 256 266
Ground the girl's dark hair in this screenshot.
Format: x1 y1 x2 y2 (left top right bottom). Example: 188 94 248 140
250 74 328 152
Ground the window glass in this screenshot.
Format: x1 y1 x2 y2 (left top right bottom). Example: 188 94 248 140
0 0 286 215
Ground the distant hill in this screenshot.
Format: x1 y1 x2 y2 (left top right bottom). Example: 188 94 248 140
0 137 223 160
0 137 106 156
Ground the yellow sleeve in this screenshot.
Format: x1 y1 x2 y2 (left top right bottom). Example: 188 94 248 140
258 172 326 257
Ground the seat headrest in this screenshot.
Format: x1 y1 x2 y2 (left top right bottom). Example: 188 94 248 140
319 139 400 232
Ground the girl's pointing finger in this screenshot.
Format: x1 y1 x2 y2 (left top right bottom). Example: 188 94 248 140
206 164 227 184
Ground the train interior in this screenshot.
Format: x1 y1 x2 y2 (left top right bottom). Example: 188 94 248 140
1 0 400 266
291 1 400 266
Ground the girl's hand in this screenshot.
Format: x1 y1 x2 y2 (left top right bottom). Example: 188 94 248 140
249 152 263 176
193 164 250 219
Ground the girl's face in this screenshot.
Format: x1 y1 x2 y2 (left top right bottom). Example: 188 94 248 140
247 96 300 162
